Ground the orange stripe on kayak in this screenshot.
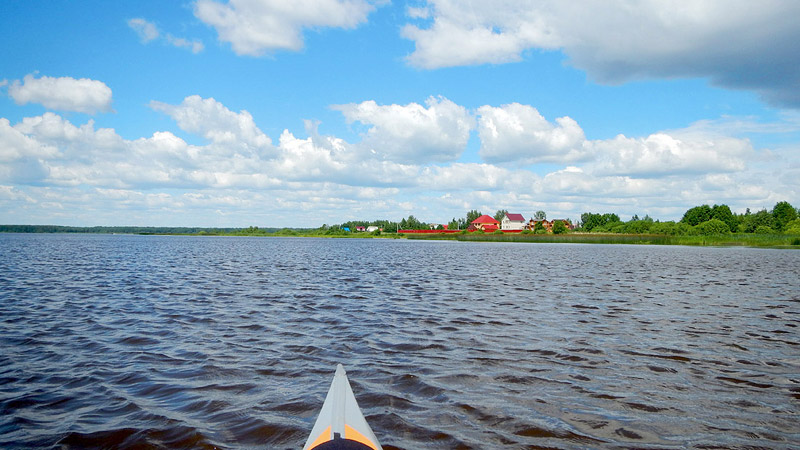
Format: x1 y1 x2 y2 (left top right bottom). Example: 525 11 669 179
308 426 331 449
345 424 378 450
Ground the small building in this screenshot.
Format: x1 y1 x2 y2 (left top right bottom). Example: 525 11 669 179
526 219 552 231
366 226 380 232
501 213 526 230
526 219 573 232
355 226 366 232
470 215 500 231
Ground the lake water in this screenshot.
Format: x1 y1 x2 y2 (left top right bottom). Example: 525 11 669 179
1 234 798 449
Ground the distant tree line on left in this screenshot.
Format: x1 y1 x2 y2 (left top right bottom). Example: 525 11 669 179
0 225 245 234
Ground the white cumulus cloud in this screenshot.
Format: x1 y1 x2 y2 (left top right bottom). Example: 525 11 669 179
0 118 59 162
403 0 800 108
150 95 273 158
8 74 113 114
477 103 586 164
586 132 753 177
194 0 377 56
2 96 795 226
333 96 474 163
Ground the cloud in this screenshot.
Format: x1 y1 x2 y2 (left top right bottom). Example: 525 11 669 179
8 74 113 114
585 132 753 178
1 96 795 226
402 0 800 108
128 18 159 42
194 0 377 56
150 95 273 158
274 129 420 187
472 103 756 177
13 113 124 155
477 103 586 164
332 96 474 163
0 118 59 163
419 162 539 192
128 18 204 53
166 35 205 54
0 118 59 184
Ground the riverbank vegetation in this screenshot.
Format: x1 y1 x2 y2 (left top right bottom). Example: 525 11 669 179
407 231 800 248
3 201 799 248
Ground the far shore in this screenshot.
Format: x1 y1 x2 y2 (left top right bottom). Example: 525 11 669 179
2 225 799 248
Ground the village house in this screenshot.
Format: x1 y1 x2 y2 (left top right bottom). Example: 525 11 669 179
525 219 573 232
469 215 500 232
501 213 526 230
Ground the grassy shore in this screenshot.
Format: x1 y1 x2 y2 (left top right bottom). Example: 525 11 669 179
4 225 798 248
405 232 800 248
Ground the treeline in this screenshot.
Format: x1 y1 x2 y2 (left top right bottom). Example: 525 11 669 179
0 225 241 234
0 225 297 235
579 201 799 235
5 201 798 238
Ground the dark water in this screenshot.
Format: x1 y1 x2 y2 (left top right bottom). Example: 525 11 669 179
1 234 798 449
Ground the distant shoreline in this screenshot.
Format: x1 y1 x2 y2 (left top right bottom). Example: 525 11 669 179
2 225 799 248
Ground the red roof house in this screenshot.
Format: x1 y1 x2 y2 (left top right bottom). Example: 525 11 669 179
470 215 500 231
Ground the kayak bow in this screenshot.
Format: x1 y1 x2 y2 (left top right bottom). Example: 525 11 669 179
303 364 383 450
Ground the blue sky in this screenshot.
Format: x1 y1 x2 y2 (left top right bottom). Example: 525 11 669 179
2 0 799 227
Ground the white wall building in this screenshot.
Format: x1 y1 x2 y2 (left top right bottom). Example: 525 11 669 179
501 213 526 230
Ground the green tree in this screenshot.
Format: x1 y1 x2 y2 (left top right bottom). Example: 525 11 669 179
681 205 713 226
465 210 482 225
494 209 509 222
552 220 568 234
534 210 547 221
534 221 546 234
755 225 774 234
740 209 774 233
623 219 652 234
649 221 691 236
602 213 620 224
580 212 602 231
605 221 626 233
403 215 428 230
579 212 620 232
772 201 797 231
710 204 737 232
693 219 731 235
784 218 800 234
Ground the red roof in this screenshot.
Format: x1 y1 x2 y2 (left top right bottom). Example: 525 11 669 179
471 214 499 224
506 213 525 221
482 224 499 232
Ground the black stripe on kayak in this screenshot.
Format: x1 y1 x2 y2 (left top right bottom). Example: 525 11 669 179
310 434 375 450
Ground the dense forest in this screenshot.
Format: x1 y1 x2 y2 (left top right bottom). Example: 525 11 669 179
578 201 799 235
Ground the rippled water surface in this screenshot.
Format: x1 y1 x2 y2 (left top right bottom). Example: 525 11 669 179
1 234 798 449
